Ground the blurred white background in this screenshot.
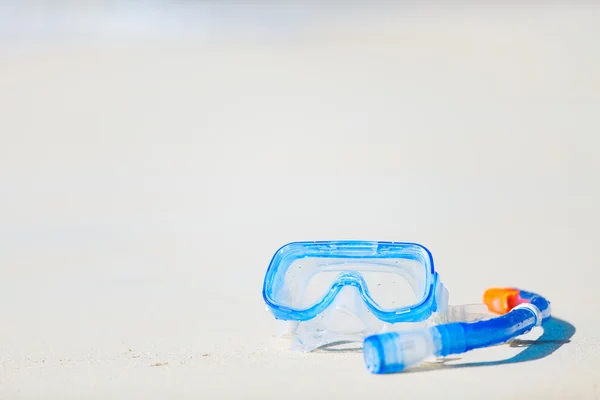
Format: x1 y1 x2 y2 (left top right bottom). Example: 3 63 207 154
1 2 599 399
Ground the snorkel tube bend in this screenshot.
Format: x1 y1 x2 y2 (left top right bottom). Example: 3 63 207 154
363 288 551 374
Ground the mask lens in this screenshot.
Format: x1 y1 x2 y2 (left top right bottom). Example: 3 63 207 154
274 256 427 311
294 270 340 309
362 268 425 310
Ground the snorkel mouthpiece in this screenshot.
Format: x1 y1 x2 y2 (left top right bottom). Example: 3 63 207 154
363 324 467 374
364 329 439 374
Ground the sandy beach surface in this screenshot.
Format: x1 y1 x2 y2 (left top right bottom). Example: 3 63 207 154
1 3 599 399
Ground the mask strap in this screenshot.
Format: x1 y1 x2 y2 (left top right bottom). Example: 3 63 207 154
433 303 494 324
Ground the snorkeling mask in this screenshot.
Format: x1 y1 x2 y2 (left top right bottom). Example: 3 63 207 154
262 241 551 373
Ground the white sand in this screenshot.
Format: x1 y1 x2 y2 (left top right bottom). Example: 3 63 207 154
1 3 599 399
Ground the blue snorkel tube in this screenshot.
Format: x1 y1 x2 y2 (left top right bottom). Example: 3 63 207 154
363 288 551 374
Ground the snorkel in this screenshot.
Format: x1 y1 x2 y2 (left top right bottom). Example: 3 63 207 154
363 288 551 374
262 241 552 374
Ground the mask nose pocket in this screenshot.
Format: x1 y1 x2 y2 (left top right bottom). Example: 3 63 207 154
323 285 368 334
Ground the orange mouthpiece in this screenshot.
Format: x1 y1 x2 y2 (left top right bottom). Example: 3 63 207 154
483 288 526 315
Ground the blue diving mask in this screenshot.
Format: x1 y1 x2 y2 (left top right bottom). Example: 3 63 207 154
263 241 483 352
262 240 551 373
